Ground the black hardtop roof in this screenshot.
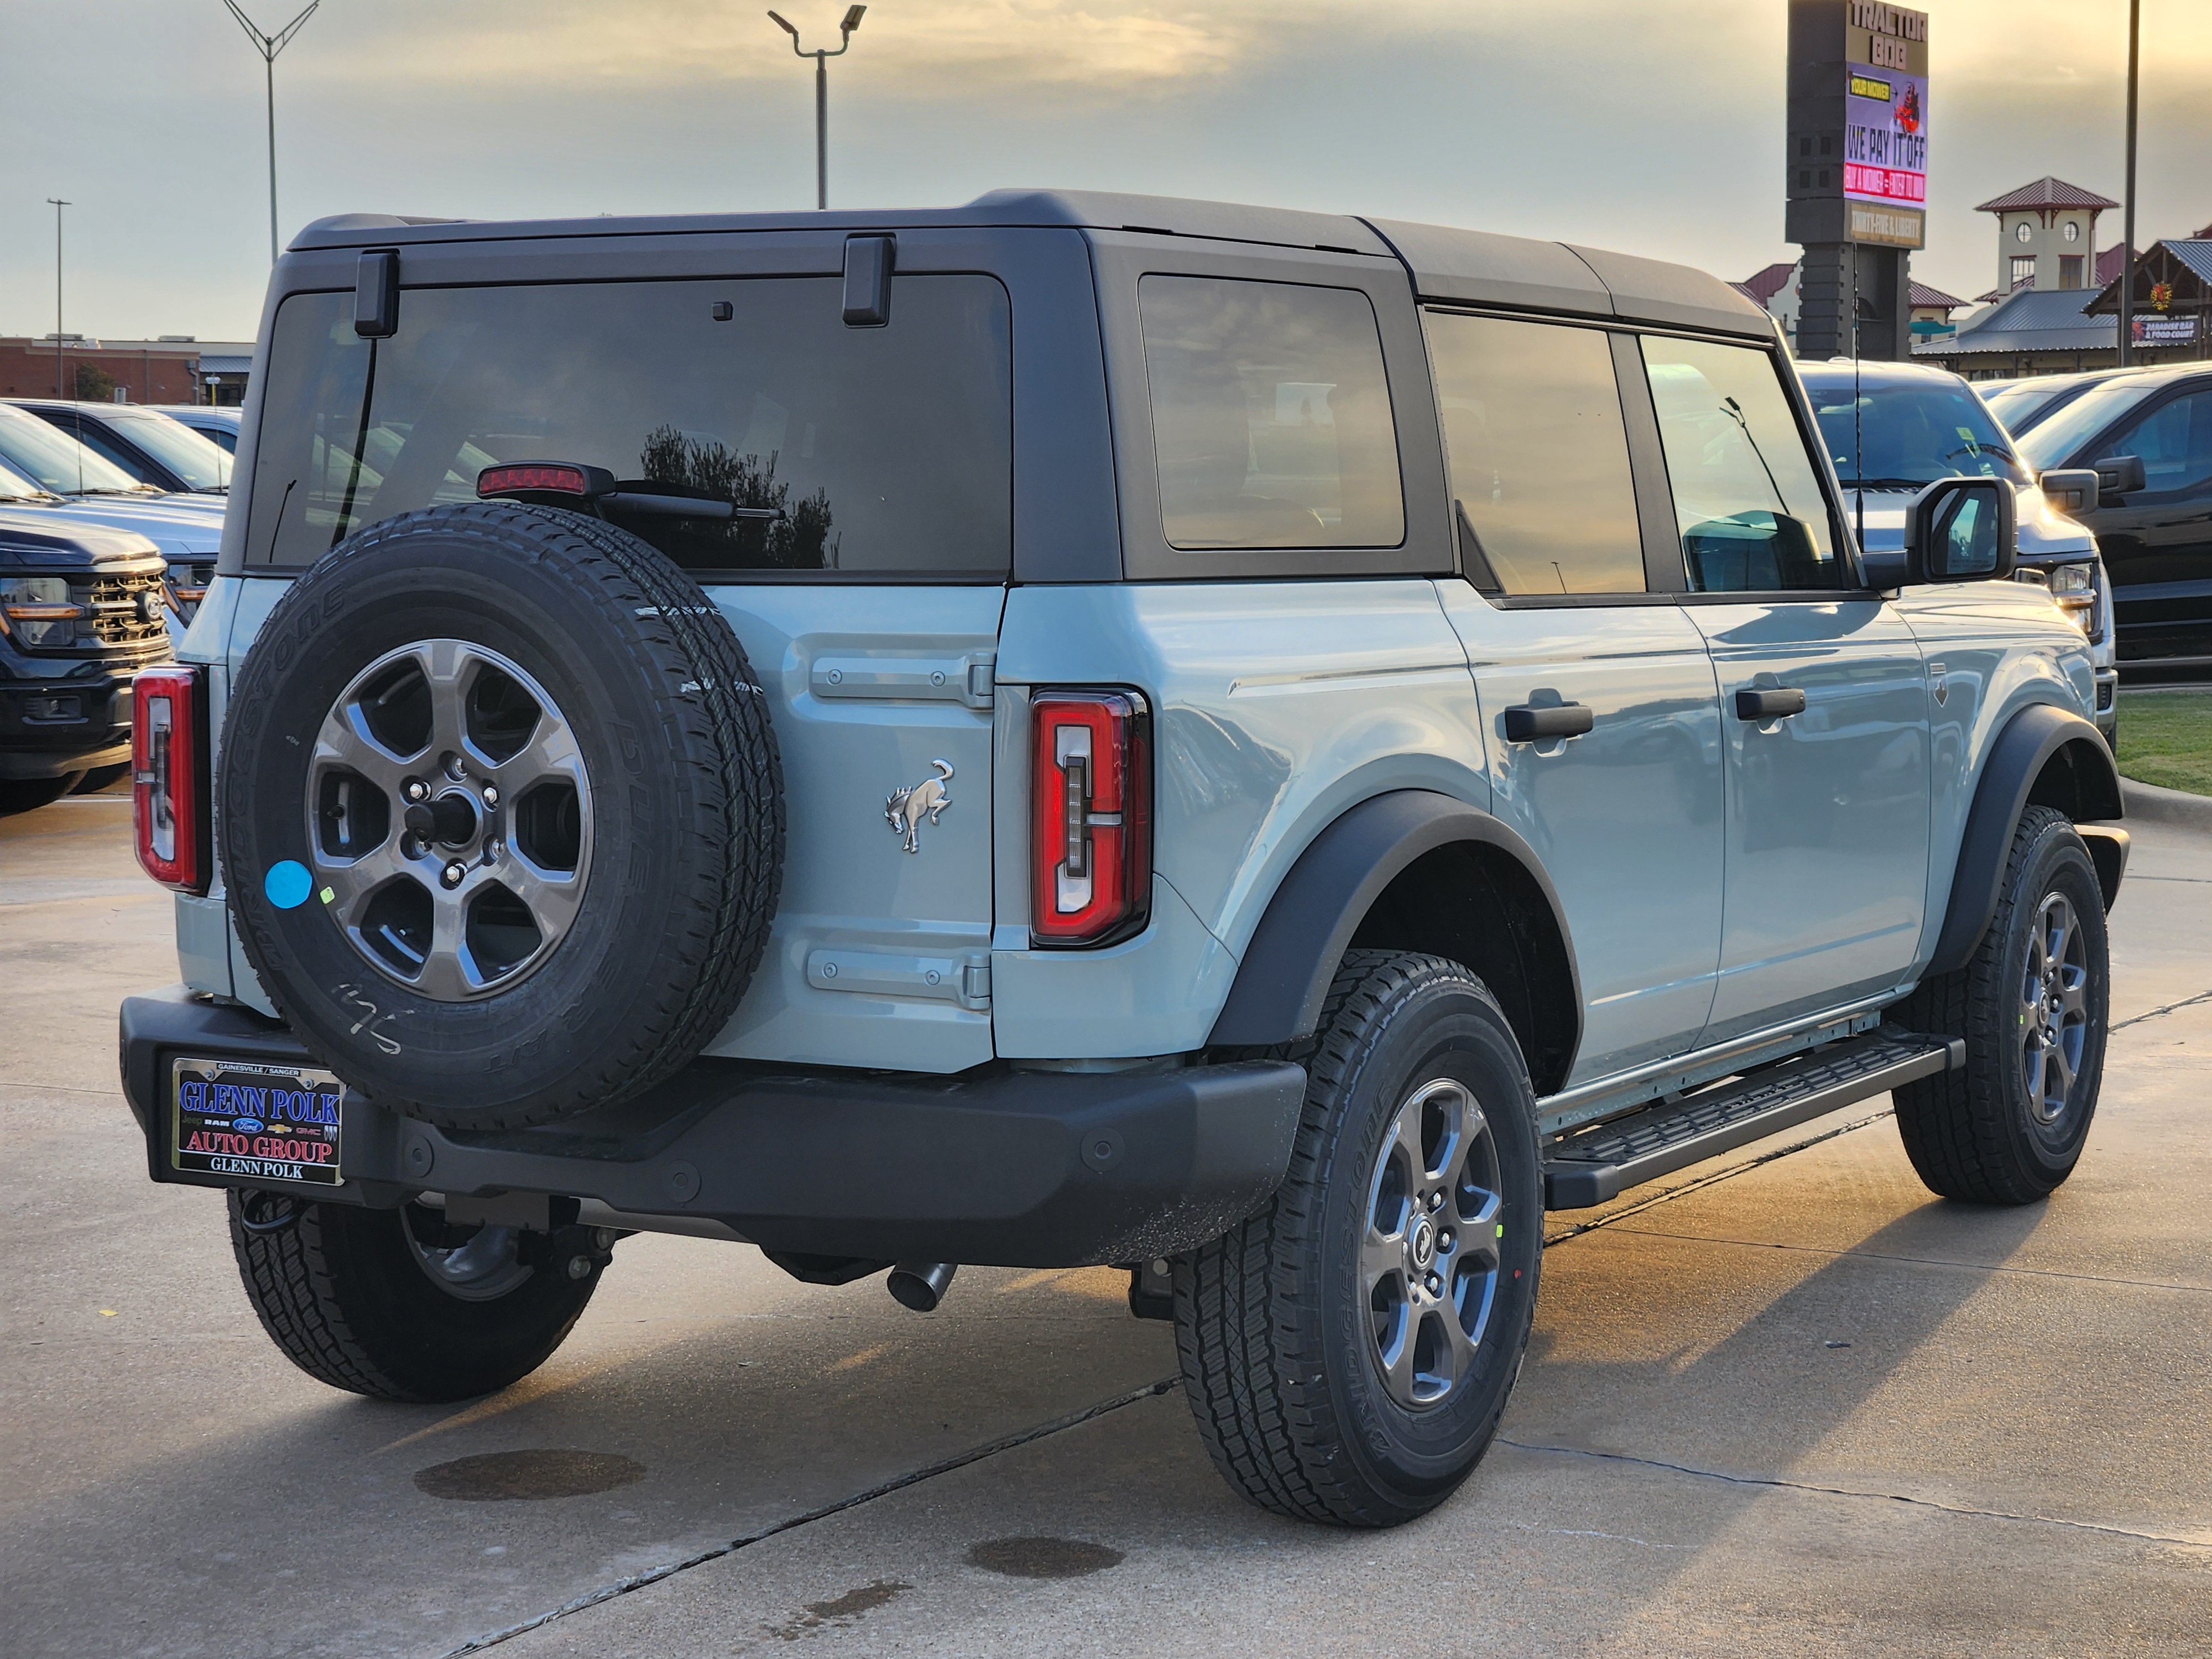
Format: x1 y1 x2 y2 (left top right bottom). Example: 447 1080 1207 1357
293 189 1772 341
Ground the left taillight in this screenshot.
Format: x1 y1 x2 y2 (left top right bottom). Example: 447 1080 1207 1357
134 665 208 893
1031 689 1151 948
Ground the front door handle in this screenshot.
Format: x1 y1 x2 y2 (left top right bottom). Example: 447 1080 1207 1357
1503 702 1595 743
1735 687 1808 721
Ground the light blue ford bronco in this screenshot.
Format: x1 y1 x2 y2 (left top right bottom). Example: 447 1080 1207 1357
119 191 2127 1528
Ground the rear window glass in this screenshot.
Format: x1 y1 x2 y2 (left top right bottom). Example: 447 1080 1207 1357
1138 275 1404 551
248 275 1012 577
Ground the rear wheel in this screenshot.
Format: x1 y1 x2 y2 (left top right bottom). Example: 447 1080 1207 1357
227 1191 598 1402
1174 951 1543 1527
1893 806 2109 1204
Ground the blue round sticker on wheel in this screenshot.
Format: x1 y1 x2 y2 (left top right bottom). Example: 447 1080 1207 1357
264 859 312 910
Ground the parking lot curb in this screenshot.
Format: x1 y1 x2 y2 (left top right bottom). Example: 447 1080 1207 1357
2121 777 2212 833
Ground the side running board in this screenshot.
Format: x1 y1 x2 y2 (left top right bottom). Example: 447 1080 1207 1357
1543 1026 1964 1209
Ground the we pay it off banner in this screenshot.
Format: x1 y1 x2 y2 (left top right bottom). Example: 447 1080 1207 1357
1843 65 1927 206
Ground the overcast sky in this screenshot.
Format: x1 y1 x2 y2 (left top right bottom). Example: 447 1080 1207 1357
3 0 2208 341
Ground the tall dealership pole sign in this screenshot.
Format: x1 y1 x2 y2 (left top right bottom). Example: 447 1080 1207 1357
1787 1 1929 359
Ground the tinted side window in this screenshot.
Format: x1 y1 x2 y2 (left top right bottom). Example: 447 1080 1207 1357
249 275 1013 577
1138 275 1405 551
1425 312 1644 594
1642 337 1842 594
2111 389 2212 494
71 421 155 482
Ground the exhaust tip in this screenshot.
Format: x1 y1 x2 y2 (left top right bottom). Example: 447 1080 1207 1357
886 1260 957 1312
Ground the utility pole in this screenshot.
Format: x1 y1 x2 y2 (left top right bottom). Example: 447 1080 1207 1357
767 7 865 210
2117 0 2140 367
46 199 70 400
221 1 320 263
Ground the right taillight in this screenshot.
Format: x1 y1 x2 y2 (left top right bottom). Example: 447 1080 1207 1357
134 665 208 893
1031 689 1151 948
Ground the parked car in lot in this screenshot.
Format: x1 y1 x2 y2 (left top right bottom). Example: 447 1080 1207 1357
1980 369 2135 440
2014 363 2212 672
10 399 232 494
0 507 172 813
1800 359 2119 742
145 404 242 456
121 191 2124 1528
0 404 222 637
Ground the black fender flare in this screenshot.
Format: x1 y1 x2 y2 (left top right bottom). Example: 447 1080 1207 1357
1206 789 1583 1056
1929 702 2124 975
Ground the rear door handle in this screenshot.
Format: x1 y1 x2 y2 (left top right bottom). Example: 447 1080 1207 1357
1502 702 1595 743
1735 687 1808 721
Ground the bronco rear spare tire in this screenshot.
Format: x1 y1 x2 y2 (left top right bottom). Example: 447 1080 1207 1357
222 502 782 1129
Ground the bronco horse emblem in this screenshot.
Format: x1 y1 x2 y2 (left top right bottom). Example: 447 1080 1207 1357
884 759 954 853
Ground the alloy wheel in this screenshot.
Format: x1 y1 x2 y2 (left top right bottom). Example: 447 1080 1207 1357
1363 1076 1504 1410
2020 889 2090 1126
307 639 591 1000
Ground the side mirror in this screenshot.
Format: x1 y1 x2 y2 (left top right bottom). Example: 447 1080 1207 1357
2039 468 2101 515
1906 476 2015 583
2091 454 2147 500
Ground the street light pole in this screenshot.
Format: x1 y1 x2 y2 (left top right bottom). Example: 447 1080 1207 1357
46 199 70 400
221 1 320 264
767 7 865 210
2118 0 2139 367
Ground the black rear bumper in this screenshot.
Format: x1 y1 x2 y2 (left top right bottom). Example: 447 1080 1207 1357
119 987 1306 1267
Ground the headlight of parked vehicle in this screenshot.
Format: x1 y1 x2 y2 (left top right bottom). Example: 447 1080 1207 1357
0 576 80 648
2046 561 2098 634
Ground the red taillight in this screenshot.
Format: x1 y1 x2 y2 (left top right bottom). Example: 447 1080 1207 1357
1031 690 1150 947
478 462 589 498
133 665 208 894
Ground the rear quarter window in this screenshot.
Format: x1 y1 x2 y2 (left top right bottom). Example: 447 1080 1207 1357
1137 275 1405 551
247 274 1012 578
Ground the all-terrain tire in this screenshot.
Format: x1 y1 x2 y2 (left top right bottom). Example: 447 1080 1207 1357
227 1193 596 1402
1893 806 2110 1204
220 502 782 1129
1174 951 1543 1528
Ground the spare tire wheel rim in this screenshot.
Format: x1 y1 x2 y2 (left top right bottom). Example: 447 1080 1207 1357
308 638 592 1000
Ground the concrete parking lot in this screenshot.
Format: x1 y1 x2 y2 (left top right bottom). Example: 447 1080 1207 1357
4 784 2208 1658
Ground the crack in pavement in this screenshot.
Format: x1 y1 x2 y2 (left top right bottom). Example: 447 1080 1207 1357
1597 1226 2212 1297
2113 987 2212 1030
1494 1438 2212 1550
439 1378 1178 1656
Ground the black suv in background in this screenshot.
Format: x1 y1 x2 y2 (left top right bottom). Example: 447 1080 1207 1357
2017 364 2212 672
0 512 173 813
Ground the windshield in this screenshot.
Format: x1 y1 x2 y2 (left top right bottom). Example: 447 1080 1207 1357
1981 382 2066 431
0 403 154 497
2018 377 2165 472
1803 373 2030 489
109 411 231 489
0 456 57 503
249 276 1013 576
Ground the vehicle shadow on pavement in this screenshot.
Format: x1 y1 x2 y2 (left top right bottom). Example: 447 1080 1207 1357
3 1253 1173 1659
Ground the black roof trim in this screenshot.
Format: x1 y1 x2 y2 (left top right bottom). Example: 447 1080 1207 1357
1364 217 1772 338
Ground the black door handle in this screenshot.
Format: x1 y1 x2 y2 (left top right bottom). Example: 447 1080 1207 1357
1735 687 1808 721
1503 702 1595 743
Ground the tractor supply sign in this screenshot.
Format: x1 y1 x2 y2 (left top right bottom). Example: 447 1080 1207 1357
1844 3 1928 213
